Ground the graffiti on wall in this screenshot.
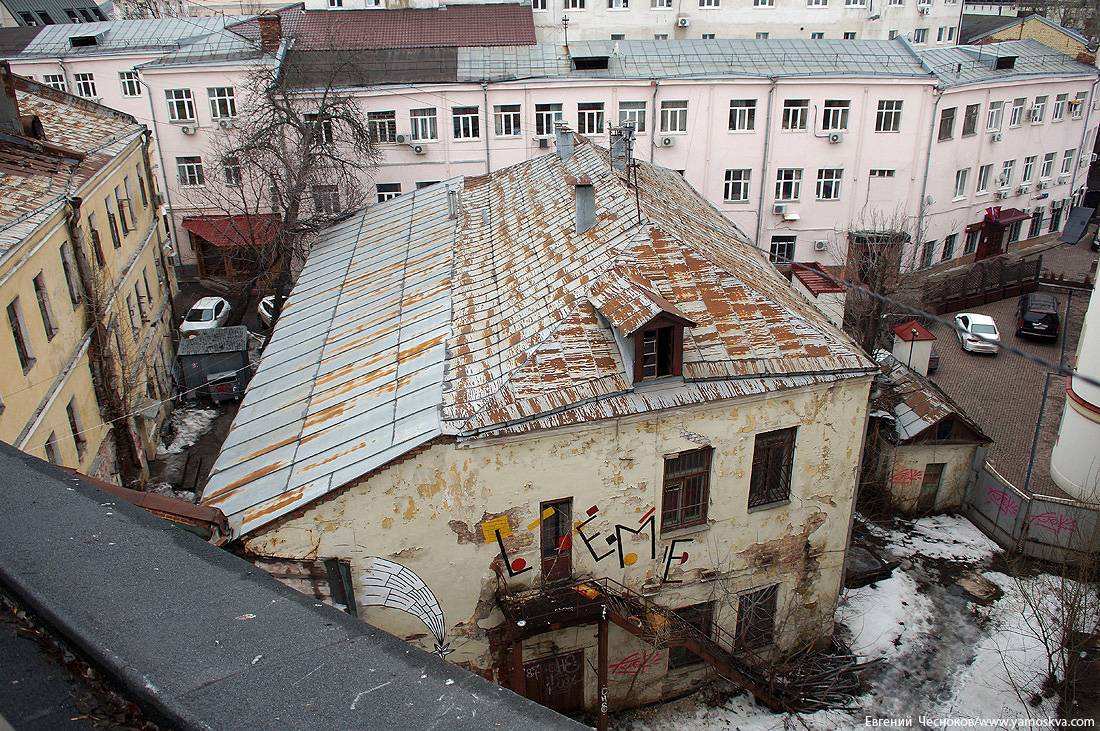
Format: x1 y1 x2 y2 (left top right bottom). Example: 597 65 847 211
608 650 663 676
987 487 1020 517
489 503 694 583
891 468 923 485
1026 511 1078 536
360 557 451 658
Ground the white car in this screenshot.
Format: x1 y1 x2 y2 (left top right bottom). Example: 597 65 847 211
180 296 231 335
258 295 277 329
955 312 1001 354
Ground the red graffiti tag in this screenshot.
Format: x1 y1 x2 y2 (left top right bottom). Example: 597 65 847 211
987 487 1020 517
891 468 923 485
608 651 663 676
1026 511 1078 535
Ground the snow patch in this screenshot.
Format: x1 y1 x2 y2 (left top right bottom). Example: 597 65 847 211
838 570 934 660
157 408 218 456
882 514 1000 563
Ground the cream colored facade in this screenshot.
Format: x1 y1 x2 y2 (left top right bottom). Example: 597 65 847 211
975 15 1092 57
242 375 873 709
0 80 177 482
884 442 978 513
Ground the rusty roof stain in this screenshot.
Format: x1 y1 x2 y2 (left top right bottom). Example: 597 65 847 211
203 138 876 538
872 350 989 443
0 76 144 254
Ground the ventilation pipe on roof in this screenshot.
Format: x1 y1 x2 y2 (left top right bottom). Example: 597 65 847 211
609 123 634 172
555 123 574 161
0 62 21 136
574 178 596 233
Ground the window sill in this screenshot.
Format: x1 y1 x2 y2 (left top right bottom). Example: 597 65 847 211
660 522 711 540
728 129 756 134
747 498 790 514
952 196 966 202
451 138 482 143
168 120 198 125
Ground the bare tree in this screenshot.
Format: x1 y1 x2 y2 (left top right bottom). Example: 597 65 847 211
180 51 381 323
112 0 190 19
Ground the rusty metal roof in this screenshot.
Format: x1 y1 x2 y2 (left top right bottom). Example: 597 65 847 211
872 350 989 443
203 140 875 538
0 77 143 254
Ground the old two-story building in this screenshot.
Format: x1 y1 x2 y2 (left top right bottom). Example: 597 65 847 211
199 134 878 716
0 63 176 482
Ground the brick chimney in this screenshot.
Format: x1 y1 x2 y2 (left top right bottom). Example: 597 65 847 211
0 62 21 135
257 13 282 54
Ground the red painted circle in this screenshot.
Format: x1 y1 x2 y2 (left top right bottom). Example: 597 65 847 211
511 557 527 571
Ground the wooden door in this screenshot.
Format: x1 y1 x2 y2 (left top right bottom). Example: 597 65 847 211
540 498 572 583
918 463 945 513
523 650 584 714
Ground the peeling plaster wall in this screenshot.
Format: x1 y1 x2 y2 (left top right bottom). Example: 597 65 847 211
886 442 979 514
243 376 872 706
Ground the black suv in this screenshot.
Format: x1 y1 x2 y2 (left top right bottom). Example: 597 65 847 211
1016 292 1060 340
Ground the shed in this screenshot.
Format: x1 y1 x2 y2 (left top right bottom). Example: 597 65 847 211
177 326 251 401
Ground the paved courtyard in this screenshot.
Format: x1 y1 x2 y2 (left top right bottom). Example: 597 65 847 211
926 243 1094 498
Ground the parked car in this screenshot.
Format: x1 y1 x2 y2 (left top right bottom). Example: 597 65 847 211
1016 292 1061 340
954 312 1001 354
180 296 231 335
258 295 277 329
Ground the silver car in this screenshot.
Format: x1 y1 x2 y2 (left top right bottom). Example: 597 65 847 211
955 312 1000 354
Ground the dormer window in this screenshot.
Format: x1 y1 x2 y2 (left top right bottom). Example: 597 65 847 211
638 323 677 379
632 314 689 382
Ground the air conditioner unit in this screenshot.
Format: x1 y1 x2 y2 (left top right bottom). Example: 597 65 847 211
411 144 426 155
217 118 233 130
813 239 828 252
1037 181 1049 190
1017 184 1031 194
995 190 1008 200
676 15 690 27
659 136 675 147
924 193 935 205
395 133 409 145
772 203 787 215
827 131 844 144
180 124 197 135
918 6 929 14
537 137 550 149
990 131 1003 143
1058 173 1069 182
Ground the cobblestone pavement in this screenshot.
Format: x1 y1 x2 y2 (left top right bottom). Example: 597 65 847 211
926 244 1095 498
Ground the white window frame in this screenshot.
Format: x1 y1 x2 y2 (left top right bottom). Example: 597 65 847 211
659 100 688 133
986 100 1004 131
1040 152 1055 179
976 164 993 194
1010 97 1026 127
1061 149 1074 175
493 104 522 137
176 156 205 187
578 102 605 135
119 71 141 98
1022 156 1036 182
953 168 969 199
775 168 802 201
166 88 196 122
43 74 66 92
367 110 398 143
73 72 96 99
208 87 237 120
876 100 902 132
912 28 928 44
723 169 751 202
535 103 564 136
781 99 808 130
1052 93 1067 121
618 101 647 133
729 99 756 131
816 168 842 200
376 182 402 202
822 99 850 131
1000 159 1014 187
1032 96 1047 123
410 107 438 141
452 106 480 140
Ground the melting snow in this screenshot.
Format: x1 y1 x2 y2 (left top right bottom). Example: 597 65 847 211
877 513 1000 563
157 408 218 456
837 571 934 660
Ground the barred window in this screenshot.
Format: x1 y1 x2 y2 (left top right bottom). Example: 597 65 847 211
661 447 712 532
748 427 795 508
736 585 778 648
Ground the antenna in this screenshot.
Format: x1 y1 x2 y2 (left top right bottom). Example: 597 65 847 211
562 14 570 56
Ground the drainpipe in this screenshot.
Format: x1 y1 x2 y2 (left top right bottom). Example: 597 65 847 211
648 78 660 162
54 57 71 92
139 127 176 322
138 77 180 269
914 87 944 273
481 81 492 174
1068 76 1100 204
753 77 778 247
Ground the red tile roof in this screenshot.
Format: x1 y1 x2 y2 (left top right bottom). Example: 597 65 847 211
182 213 279 249
892 319 936 342
790 262 845 296
231 4 537 50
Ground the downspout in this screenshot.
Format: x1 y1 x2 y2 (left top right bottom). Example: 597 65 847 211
54 57 70 92
138 77 180 268
648 78 660 162
482 81 492 174
914 88 944 272
139 127 176 321
1068 75 1100 203
753 77 778 247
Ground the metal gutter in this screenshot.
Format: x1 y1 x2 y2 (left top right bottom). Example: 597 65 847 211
753 77 778 245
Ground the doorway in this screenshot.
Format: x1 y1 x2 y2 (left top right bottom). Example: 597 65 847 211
918 463 945 513
540 497 573 583
523 650 585 714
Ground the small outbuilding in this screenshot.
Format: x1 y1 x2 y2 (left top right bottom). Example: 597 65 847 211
863 350 991 515
177 326 251 403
